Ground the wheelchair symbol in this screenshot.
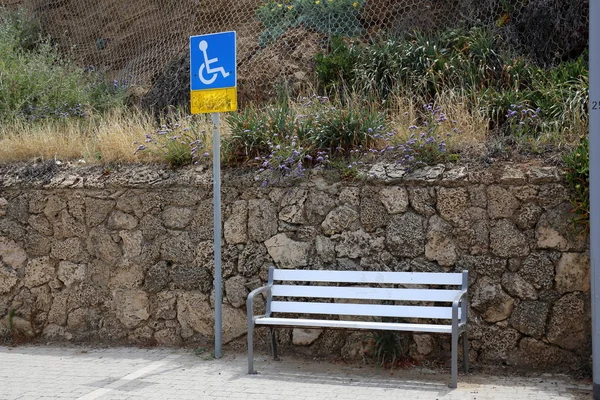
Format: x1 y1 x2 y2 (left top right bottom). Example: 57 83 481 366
198 40 230 85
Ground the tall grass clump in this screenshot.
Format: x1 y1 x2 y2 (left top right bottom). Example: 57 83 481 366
224 92 387 181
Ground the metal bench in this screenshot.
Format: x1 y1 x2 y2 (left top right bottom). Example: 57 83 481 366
246 267 469 388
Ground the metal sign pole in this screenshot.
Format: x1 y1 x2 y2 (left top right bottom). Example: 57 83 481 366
591 1 599 397
212 112 223 359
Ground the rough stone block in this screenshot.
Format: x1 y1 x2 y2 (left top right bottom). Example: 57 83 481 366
85 198 115 227
510 337 577 369
490 219 529 258
338 187 360 206
425 216 456 266
501 272 538 300
519 251 558 290
248 199 278 242
472 276 515 323
265 233 310 269
555 252 590 293
28 214 53 236
379 186 409 214
224 200 248 245
408 187 436 216
360 188 388 232
334 229 376 259
107 211 138 230
509 301 549 338
0 237 27 269
171 264 211 293
487 186 520 220
24 257 54 288
225 275 247 308
0 268 18 295
113 289 150 329
386 212 425 258
321 205 360 236
547 292 589 350
159 232 195 265
293 328 323 346
499 165 526 185
437 187 468 224
51 237 87 263
162 206 194 230
279 187 308 224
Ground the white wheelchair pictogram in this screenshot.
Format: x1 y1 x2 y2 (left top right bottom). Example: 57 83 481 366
198 40 230 85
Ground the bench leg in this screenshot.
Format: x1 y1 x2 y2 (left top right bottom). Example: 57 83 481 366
450 328 458 389
269 327 279 361
248 322 256 374
462 329 469 373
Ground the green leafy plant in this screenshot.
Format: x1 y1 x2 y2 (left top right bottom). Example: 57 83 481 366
256 0 365 46
563 135 589 230
256 0 299 46
225 93 387 183
371 329 408 368
315 36 360 94
294 0 364 37
0 8 128 122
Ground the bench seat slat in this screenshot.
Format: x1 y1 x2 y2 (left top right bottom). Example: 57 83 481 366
254 317 455 333
272 285 462 302
270 301 459 320
273 269 463 285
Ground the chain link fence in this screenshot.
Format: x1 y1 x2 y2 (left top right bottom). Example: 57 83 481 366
2 0 589 109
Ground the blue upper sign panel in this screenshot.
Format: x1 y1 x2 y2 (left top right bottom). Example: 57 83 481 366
190 31 237 91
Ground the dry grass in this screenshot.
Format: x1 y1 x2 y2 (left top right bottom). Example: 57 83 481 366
0 109 217 164
0 91 490 166
388 91 489 158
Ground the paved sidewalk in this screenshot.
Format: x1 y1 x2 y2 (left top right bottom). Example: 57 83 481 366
0 345 591 400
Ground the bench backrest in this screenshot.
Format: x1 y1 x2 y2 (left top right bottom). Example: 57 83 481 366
266 268 468 322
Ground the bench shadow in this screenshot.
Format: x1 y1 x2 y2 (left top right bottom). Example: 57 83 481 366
239 359 455 396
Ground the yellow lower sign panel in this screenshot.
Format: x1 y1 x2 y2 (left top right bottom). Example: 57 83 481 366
191 87 237 114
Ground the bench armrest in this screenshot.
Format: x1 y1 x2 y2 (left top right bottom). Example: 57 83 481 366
452 290 468 326
247 285 272 322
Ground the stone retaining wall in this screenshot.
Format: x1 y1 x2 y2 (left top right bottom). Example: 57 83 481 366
0 161 591 371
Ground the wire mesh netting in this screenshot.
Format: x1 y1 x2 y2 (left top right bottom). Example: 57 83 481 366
2 0 589 108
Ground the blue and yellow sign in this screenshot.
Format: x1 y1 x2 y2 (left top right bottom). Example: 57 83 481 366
190 31 237 114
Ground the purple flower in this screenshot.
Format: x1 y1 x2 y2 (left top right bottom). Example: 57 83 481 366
133 144 146 155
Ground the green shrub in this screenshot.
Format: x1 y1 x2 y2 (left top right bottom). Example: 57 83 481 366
348 27 506 101
294 0 364 37
0 8 128 121
256 0 365 46
528 55 589 137
563 135 589 230
224 97 296 163
315 36 360 93
312 26 589 145
2 8 42 51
